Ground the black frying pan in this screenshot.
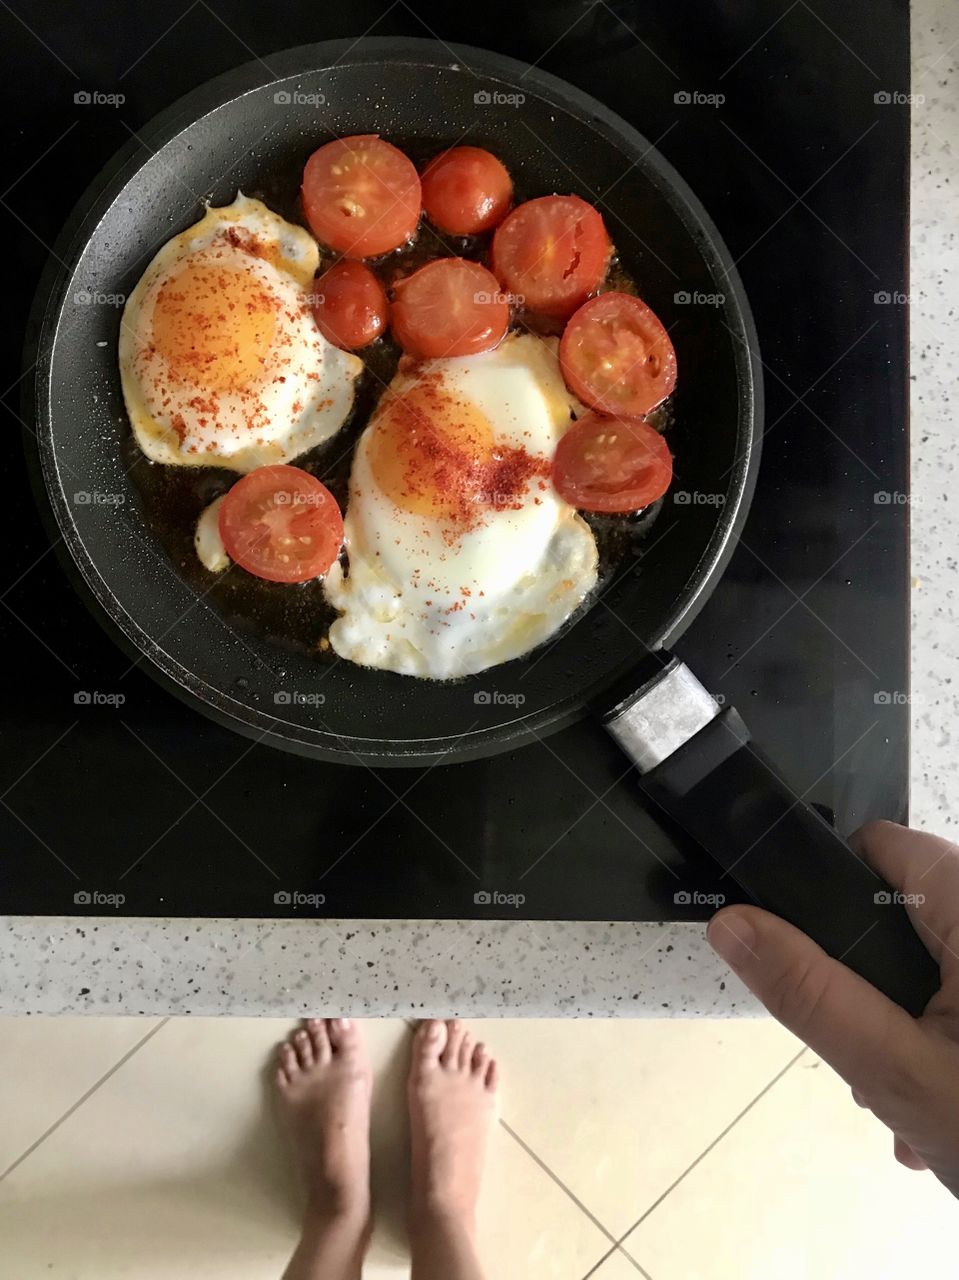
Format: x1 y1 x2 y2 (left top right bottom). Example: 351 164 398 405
25 39 937 1014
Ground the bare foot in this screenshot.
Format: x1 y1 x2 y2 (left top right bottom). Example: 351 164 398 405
275 1018 373 1224
408 1019 499 1232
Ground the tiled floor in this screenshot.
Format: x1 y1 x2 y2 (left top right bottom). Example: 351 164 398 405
0 1017 956 1278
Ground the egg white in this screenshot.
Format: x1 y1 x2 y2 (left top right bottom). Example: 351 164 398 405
194 496 229 572
119 194 361 472
324 334 599 679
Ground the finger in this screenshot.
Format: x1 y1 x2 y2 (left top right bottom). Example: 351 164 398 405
707 905 933 1115
851 821 959 974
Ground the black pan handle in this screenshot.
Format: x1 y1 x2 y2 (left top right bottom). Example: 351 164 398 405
603 664 940 1016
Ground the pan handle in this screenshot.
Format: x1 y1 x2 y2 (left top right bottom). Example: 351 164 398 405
603 662 940 1016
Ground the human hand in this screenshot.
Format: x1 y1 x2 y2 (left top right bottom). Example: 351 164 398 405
707 820 959 1198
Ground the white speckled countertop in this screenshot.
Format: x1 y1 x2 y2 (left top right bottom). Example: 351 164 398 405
2 3 955 1016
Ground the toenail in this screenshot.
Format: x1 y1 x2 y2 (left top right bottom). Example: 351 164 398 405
336 1017 351 1028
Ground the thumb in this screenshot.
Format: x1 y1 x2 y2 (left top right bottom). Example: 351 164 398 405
707 904 931 1106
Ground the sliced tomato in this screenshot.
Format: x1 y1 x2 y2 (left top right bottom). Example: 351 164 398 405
421 146 513 235
552 412 672 513
311 260 388 350
301 135 421 258
560 292 677 417
218 465 343 584
390 258 510 358
490 195 611 318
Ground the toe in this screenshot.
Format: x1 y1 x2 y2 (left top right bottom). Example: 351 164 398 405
440 1019 465 1068
307 1018 332 1065
293 1027 314 1070
471 1042 488 1075
327 1017 360 1055
278 1042 299 1082
484 1058 499 1092
894 1135 927 1170
413 1019 447 1070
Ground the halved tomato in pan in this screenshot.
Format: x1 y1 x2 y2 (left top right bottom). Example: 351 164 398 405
219 465 343 583
552 412 672 513
490 195 610 318
560 292 677 418
301 135 421 257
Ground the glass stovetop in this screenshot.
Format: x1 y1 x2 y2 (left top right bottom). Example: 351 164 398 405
1 0 909 920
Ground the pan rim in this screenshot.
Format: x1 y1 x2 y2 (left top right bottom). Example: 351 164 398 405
24 36 763 765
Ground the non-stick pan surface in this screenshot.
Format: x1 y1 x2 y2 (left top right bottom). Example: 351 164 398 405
26 38 762 765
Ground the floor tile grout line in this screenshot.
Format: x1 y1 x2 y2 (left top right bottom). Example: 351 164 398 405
0 1018 170 1183
580 1241 623 1279
613 1045 809 1262
581 1237 655 1280
498 1117 623 1247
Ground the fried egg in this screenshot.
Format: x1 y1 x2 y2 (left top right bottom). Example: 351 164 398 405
324 334 598 678
119 195 361 471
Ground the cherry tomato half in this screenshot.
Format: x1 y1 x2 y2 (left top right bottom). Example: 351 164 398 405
421 146 513 235
560 292 677 417
552 413 673 513
301 135 421 258
390 258 510 358
491 195 611 318
218 465 343 584
311 260 388 350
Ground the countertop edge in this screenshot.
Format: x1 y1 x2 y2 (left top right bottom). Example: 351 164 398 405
0 916 762 1017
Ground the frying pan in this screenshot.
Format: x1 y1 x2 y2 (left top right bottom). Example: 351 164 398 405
25 39 937 1014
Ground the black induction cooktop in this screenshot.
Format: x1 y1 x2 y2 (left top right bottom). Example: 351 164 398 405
2 1 909 920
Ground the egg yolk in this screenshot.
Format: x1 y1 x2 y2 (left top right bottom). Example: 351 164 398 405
367 373 550 529
151 257 280 392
